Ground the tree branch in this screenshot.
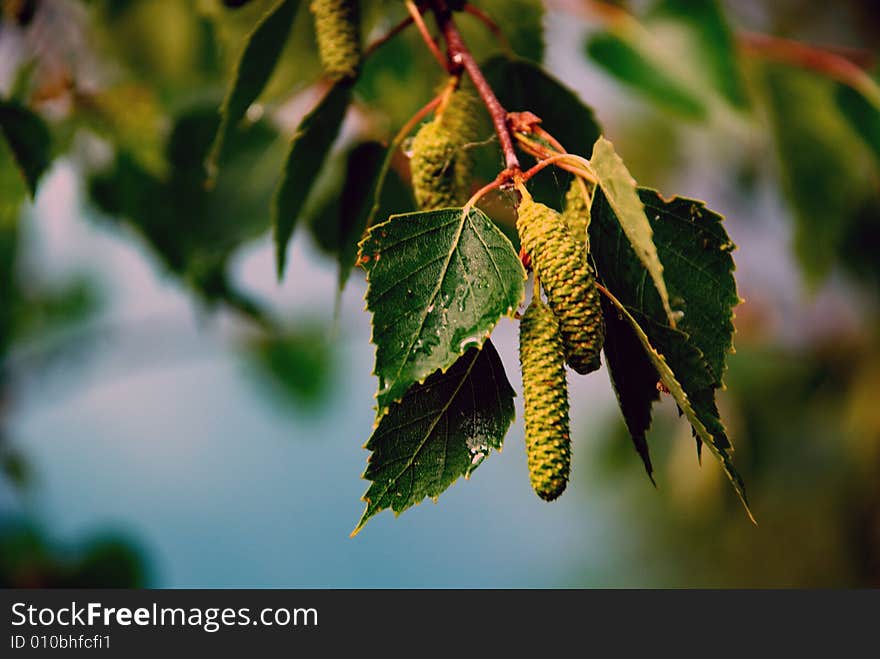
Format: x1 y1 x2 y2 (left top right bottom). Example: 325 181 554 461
431 1 520 172
738 31 880 102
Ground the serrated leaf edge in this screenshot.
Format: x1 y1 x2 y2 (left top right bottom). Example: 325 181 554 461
591 137 677 327
358 207 525 423
351 343 511 536
600 286 754 523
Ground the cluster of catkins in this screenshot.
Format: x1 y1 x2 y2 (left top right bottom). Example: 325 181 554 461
517 190 604 501
408 85 604 502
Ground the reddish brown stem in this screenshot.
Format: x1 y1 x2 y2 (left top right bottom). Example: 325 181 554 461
519 153 597 185
406 1 450 72
462 169 514 215
431 1 520 172
364 15 415 58
462 3 513 55
739 31 878 97
550 1 877 91
534 127 567 154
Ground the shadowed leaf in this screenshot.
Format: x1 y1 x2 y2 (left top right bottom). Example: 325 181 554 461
353 341 514 534
0 100 51 198
591 187 746 515
834 71 880 163
602 292 751 520
459 0 544 63
207 0 299 178
649 0 748 109
483 55 601 154
274 80 351 279
600 296 659 481
586 31 706 119
763 64 877 283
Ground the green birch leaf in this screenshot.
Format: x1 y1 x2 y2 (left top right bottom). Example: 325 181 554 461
459 0 544 63
834 71 880 164
0 100 51 198
274 80 351 279
1 132 28 355
207 0 299 178
586 31 706 119
353 340 514 535
601 290 752 521
591 186 737 387
591 186 745 512
89 107 283 321
600 295 659 481
648 0 748 109
0 129 28 225
590 137 675 326
763 64 876 283
336 141 385 292
359 207 525 418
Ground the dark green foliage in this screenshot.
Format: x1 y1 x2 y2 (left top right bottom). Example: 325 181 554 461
0 100 51 197
354 341 514 533
90 107 282 319
458 0 544 63
586 33 707 119
0 521 147 588
648 0 748 108
274 80 351 279
835 78 880 162
359 207 524 417
483 56 601 154
482 55 601 206
335 141 388 290
591 187 746 511
600 296 659 481
763 65 877 283
208 0 300 177
247 328 334 406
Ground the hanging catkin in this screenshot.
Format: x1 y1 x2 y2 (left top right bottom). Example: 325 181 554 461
519 297 571 501
517 196 605 374
560 178 592 246
410 88 479 210
310 0 361 81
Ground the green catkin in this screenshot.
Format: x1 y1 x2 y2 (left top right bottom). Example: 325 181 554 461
410 88 480 210
519 298 571 501
310 0 361 81
561 178 592 246
517 196 605 374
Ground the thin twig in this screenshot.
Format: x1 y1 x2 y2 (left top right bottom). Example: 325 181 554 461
520 153 598 185
461 170 512 216
739 31 880 103
405 0 450 72
363 15 415 58
514 132 598 181
534 127 567 154
548 0 878 100
462 3 513 56
431 1 520 172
